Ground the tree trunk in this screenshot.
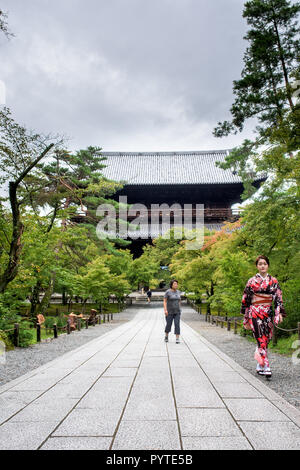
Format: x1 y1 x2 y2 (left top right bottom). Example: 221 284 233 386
29 279 42 316
266 62 283 121
62 287 67 305
0 182 24 293
81 299 88 314
37 273 56 315
271 7 294 111
210 281 214 297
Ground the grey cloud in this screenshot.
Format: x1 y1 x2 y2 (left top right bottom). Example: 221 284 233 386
0 0 254 152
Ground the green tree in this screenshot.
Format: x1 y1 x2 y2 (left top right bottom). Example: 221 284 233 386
26 146 131 308
214 0 300 138
41 146 130 251
0 107 61 292
213 0 300 200
127 248 160 290
75 257 130 311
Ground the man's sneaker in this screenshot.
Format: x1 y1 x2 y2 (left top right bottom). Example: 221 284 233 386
263 366 272 379
256 364 264 375
176 338 180 344
164 336 168 343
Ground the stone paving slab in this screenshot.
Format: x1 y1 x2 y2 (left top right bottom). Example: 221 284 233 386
102 367 137 377
77 377 133 409
0 306 299 450
224 398 290 422
40 436 112 450
213 382 264 399
182 436 252 450
271 399 300 428
0 421 57 450
123 373 176 421
238 421 300 450
0 389 56 425
52 407 121 437
9 399 79 423
112 420 180 450
178 408 243 437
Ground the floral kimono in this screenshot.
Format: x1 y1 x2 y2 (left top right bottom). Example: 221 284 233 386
240 273 286 367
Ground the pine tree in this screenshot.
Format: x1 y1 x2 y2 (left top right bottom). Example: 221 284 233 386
0 8 14 38
214 0 300 139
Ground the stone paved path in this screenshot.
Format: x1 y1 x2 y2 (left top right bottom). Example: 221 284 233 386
0 307 300 450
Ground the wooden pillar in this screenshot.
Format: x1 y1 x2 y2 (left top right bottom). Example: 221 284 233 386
53 324 58 339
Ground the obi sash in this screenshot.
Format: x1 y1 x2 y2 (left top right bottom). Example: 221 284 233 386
251 293 272 306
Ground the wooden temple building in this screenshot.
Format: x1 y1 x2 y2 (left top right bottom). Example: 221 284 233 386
96 150 265 255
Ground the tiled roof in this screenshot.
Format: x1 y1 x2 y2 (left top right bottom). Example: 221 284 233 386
100 150 258 185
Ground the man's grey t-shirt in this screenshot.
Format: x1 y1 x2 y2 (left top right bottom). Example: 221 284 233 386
164 289 182 315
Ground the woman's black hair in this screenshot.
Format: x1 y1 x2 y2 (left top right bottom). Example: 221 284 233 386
255 255 270 266
169 279 178 289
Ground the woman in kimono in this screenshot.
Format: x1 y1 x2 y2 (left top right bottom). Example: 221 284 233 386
240 255 286 378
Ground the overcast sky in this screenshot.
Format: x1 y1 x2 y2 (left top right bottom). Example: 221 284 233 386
0 0 256 153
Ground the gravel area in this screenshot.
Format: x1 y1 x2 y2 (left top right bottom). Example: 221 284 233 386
181 305 300 410
0 307 138 386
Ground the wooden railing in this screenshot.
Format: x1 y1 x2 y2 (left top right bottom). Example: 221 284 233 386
1 300 132 347
71 208 237 224
121 208 234 221
186 298 300 343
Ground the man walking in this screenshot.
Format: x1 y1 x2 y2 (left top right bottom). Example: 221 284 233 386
146 288 152 303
